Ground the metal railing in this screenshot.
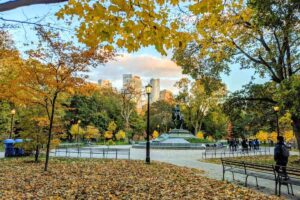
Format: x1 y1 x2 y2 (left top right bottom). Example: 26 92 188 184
51 147 130 160
202 147 271 159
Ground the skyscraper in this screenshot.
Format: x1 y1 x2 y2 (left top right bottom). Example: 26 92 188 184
98 79 112 88
150 78 160 103
122 74 143 110
159 89 173 103
123 74 132 88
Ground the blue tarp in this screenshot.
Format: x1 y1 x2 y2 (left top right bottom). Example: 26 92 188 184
3 139 15 144
3 139 25 157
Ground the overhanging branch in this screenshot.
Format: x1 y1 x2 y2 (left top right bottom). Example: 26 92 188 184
0 0 68 12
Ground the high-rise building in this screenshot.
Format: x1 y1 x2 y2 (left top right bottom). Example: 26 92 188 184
123 74 132 88
98 79 112 88
159 89 173 103
122 74 143 110
150 78 160 103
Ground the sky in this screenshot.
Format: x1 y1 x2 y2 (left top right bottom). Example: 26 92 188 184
1 1 268 94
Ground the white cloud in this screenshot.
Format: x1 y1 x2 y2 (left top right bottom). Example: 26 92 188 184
87 54 186 93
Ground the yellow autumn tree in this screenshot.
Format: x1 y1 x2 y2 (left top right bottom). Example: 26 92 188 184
269 132 278 143
196 131 204 139
116 130 126 141
104 131 113 140
256 131 269 142
284 130 294 143
0 28 113 171
70 124 85 142
85 125 100 141
152 130 159 139
207 136 214 142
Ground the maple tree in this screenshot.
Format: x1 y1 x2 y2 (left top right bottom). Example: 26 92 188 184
256 130 269 143
0 28 113 171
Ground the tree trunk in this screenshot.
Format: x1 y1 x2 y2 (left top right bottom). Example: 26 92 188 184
35 145 39 163
292 115 300 153
44 95 57 171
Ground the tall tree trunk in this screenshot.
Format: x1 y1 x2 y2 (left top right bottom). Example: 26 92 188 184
292 115 300 153
44 95 57 171
35 145 39 163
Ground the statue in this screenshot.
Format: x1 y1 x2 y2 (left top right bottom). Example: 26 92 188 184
172 104 184 129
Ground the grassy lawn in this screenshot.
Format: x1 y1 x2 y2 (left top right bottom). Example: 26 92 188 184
0 157 280 199
202 155 300 168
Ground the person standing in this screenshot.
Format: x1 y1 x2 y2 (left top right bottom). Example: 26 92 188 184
274 136 290 178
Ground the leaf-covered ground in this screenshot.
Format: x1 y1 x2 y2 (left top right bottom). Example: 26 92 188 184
0 158 281 200
203 155 300 168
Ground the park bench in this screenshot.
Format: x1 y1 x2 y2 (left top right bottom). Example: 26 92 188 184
221 158 296 196
276 166 300 196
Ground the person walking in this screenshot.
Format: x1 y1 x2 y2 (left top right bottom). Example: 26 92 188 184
274 136 290 178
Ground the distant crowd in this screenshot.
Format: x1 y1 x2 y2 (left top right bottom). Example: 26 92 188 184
228 139 260 151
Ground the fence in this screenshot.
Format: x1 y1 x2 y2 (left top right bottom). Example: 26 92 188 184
51 147 130 160
202 147 271 159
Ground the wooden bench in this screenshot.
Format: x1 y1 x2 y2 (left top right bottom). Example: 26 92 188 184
221 158 285 195
276 165 300 196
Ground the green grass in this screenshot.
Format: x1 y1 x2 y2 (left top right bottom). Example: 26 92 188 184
95 140 129 145
0 142 4 151
202 155 300 168
186 138 214 143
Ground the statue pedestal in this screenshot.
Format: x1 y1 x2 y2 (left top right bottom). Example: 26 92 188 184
167 129 196 139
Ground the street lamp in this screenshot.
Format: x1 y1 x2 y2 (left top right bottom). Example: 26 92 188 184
157 124 160 134
145 84 152 164
9 109 16 139
273 106 280 137
77 120 81 144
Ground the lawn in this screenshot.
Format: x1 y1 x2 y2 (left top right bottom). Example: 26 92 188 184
0 158 280 199
203 155 300 168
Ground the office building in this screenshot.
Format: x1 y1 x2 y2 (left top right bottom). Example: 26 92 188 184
98 79 112 88
150 78 160 103
159 89 173 103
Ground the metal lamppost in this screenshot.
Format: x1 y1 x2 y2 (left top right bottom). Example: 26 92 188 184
273 106 280 137
157 124 160 134
9 109 16 139
145 84 152 164
77 120 81 144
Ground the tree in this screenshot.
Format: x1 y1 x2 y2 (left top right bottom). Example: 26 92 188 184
69 124 85 142
152 130 159 139
64 88 123 135
175 77 226 134
0 28 113 171
0 101 13 138
0 0 68 12
269 132 277 143
85 125 100 141
115 130 126 141
196 131 204 139
149 100 174 133
120 84 140 132
256 130 269 143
